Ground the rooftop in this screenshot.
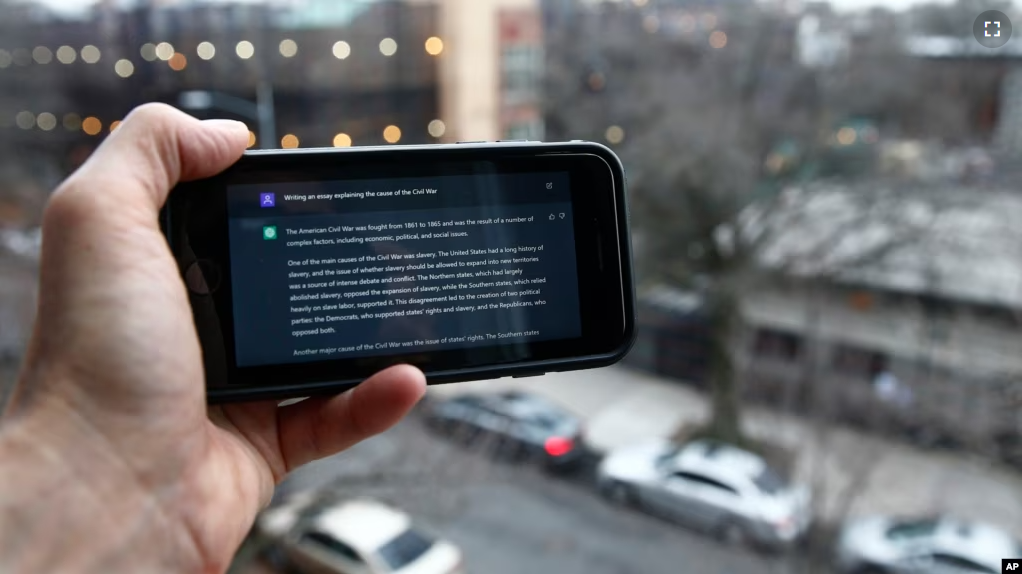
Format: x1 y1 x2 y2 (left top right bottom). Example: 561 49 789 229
753 184 1022 310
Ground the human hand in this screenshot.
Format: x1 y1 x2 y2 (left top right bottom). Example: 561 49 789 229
0 104 426 573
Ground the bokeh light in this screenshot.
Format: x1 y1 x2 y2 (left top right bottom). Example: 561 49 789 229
32 46 53 65
425 36 444 56
0 50 11 68
379 38 397 57
605 125 625 144
333 133 352 147
709 30 728 49
428 119 446 138
15 111 35 130
168 53 187 71
36 112 57 131
236 41 255 60
279 39 298 58
155 42 174 61
82 116 103 135
56 46 76 64
109 120 122 132
114 59 135 78
197 42 216 61
248 131 257 149
140 43 157 62
383 125 402 143
281 134 299 148
836 126 857 146
332 41 351 60
63 113 82 131
81 45 101 64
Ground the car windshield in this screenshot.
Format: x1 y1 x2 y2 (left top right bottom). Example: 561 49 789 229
655 446 683 469
885 519 939 541
376 528 435 570
752 467 787 495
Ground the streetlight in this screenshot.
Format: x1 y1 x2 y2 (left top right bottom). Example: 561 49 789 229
178 83 276 149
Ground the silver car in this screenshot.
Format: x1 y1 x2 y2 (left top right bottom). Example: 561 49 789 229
597 439 812 548
835 515 1022 573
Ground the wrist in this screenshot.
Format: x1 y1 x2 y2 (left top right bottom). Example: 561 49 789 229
0 407 203 573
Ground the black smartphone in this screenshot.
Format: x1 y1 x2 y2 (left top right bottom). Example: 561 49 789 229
162 141 635 402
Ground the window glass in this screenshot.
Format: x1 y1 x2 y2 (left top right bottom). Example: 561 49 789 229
300 531 364 564
673 472 739 495
377 529 435 570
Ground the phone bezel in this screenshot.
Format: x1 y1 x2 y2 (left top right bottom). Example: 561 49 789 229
163 141 635 403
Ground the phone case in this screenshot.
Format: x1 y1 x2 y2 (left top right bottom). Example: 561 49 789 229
166 141 636 403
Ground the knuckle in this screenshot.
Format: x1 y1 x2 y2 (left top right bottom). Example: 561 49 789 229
123 102 181 130
44 181 99 230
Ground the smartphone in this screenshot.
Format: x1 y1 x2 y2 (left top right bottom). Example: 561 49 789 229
162 141 635 402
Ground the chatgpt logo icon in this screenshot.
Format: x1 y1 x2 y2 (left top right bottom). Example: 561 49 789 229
974 10 1012 48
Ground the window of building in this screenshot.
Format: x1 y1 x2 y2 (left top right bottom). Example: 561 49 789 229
504 118 544 141
830 344 887 380
752 328 803 362
502 45 544 103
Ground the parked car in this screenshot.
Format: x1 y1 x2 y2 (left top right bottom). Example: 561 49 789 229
423 391 586 469
258 493 464 574
596 439 812 548
835 515 1022 573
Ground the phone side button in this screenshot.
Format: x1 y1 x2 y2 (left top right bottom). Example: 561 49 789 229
456 140 488 144
512 372 547 379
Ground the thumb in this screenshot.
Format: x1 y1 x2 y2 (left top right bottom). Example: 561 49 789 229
60 103 249 218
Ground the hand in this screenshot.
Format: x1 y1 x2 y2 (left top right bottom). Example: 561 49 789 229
0 104 426 573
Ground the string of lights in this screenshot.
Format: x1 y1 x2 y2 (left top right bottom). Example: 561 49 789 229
1 109 446 149
0 36 448 148
0 35 445 74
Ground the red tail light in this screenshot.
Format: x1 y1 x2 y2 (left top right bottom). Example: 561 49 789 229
544 436 574 457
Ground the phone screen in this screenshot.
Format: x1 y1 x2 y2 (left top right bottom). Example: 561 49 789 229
225 172 582 368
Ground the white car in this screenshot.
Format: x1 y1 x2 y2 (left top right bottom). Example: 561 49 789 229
258 494 464 574
836 515 1022 573
597 439 812 547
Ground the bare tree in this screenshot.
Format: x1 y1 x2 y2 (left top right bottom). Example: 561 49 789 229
544 0 995 449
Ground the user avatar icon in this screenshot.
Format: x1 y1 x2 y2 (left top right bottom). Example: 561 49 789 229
260 193 276 208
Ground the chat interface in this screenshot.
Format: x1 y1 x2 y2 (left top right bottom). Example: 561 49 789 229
226 172 582 367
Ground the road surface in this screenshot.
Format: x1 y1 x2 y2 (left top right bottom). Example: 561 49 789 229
240 412 817 574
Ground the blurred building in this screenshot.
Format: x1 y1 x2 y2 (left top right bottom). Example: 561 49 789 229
0 0 545 164
744 187 1022 457
0 0 545 367
627 185 1022 462
439 0 545 142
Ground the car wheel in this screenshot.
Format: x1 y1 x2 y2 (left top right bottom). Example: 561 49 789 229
600 480 633 505
716 521 748 547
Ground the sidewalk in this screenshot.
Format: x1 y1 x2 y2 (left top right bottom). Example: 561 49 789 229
429 365 1022 536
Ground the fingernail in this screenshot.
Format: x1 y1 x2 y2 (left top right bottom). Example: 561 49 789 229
203 119 249 133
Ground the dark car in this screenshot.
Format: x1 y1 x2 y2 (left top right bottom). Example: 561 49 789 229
424 391 587 470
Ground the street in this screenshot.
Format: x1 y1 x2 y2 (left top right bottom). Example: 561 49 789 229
242 411 815 574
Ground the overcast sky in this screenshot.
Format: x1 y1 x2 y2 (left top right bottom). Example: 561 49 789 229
30 0 964 16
